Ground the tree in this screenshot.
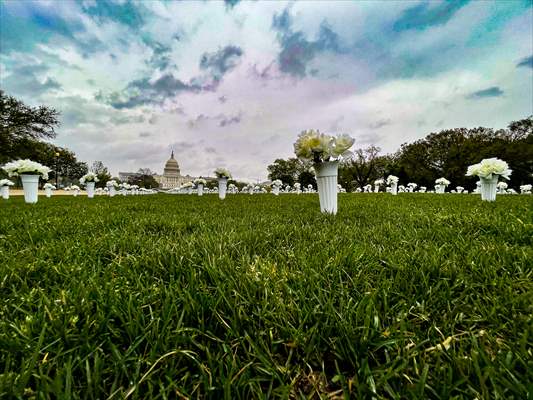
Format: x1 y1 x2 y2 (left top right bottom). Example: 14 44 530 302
91 161 111 187
338 145 390 190
0 90 60 163
267 158 301 186
127 169 158 188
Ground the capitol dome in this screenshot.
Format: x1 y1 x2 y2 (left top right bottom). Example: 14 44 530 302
163 151 180 177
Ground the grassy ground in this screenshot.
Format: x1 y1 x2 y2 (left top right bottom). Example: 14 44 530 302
0 193 532 399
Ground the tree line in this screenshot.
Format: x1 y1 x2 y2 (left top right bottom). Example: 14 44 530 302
268 117 533 191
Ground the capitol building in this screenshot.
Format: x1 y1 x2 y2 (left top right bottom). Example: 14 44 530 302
153 151 195 189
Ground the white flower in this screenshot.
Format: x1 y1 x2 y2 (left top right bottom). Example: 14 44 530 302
2 159 51 180
0 179 14 187
182 182 193 188
70 185 80 190
407 183 417 188
519 184 531 193
497 182 508 189
272 179 282 187
386 175 399 185
435 177 450 186
43 183 56 189
293 130 354 162
214 168 231 179
331 134 355 157
466 158 512 180
374 179 384 185
194 178 207 185
294 182 301 188
106 180 118 187
80 172 99 185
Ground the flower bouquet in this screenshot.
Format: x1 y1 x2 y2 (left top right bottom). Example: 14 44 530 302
407 183 417 193
294 182 301 195
520 184 531 194
294 130 354 214
43 183 56 198
80 172 99 198
106 180 118 197
435 177 450 194
214 168 231 200
386 175 399 195
271 179 282 196
182 181 194 195
497 181 508 193
0 179 14 200
194 178 207 196
1 159 51 203
466 158 512 201
374 178 384 193
70 185 80 196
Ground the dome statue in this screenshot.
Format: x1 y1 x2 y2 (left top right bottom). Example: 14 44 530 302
163 150 180 177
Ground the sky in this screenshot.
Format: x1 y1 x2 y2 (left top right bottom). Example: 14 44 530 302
1 0 532 181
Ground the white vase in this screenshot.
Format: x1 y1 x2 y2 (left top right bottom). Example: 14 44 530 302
374 185 379 193
86 182 95 198
314 161 338 214
435 185 445 194
21 174 39 204
480 176 498 201
391 182 398 196
109 187 116 197
45 188 52 198
1 186 9 200
197 184 203 196
273 187 279 196
218 178 227 200
73 190 79 197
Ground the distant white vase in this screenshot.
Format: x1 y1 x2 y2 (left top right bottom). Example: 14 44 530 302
198 184 203 196
272 186 279 196
21 174 39 204
188 187 193 195
374 185 380 193
435 184 445 194
45 188 52 198
480 176 498 202
86 182 95 198
390 182 398 196
218 178 227 200
73 189 79 197
314 161 338 214
1 186 9 200
109 187 116 197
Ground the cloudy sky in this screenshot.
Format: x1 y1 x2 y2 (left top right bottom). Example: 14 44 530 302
1 0 532 180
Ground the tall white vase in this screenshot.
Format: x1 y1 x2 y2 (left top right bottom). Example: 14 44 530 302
374 185 380 193
390 182 398 196
21 174 39 204
109 187 116 197
86 182 95 198
45 188 52 198
273 187 279 196
218 178 227 200
198 184 203 196
315 161 338 215
1 186 9 200
480 176 498 202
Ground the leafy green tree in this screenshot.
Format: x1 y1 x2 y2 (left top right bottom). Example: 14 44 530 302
128 169 158 188
91 161 112 187
338 145 390 190
0 90 60 163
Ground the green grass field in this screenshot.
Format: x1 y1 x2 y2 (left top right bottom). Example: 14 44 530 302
1 194 532 399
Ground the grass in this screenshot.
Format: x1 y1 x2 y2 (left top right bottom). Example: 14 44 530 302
0 193 532 399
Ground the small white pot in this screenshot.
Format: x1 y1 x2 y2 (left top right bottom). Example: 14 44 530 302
480 176 498 202
45 188 52 198
73 190 79 197
1 186 9 200
435 185 445 194
21 174 39 204
198 184 203 196
374 185 380 193
296 189 301 195
109 187 116 197
314 161 338 214
86 182 95 198
390 182 398 196
272 186 280 196
218 178 228 200
249 187 254 195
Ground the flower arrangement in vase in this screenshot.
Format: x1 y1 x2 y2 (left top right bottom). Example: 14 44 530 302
466 158 511 201
80 172 99 198
0 179 15 200
214 168 231 200
1 159 51 203
194 178 207 196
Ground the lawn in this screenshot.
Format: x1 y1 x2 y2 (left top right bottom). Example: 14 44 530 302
0 194 532 399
